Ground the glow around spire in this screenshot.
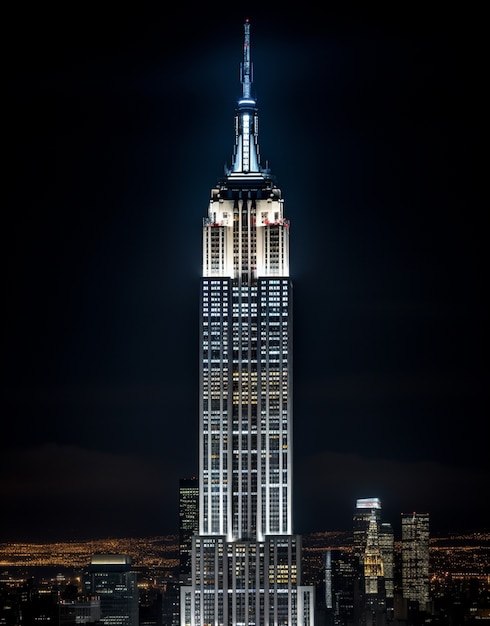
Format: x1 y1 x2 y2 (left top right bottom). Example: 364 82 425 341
231 20 261 175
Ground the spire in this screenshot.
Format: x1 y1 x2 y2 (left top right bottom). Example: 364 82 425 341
230 19 262 176
240 18 252 100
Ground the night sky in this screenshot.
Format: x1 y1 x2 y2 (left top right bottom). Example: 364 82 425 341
3 4 488 541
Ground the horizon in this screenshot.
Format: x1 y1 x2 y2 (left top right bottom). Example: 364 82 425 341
2 526 489 546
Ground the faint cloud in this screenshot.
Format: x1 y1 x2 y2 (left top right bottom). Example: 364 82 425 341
1 443 172 499
0 443 181 539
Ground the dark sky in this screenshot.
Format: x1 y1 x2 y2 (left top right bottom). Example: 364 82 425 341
2 4 488 542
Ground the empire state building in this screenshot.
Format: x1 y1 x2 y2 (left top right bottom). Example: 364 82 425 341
181 20 315 625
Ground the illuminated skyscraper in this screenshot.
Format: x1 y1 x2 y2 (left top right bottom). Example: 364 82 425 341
379 522 394 601
353 498 382 562
379 521 395 621
352 498 389 625
180 20 315 626
401 512 430 608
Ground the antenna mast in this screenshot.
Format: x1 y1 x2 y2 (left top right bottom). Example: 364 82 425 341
240 19 253 100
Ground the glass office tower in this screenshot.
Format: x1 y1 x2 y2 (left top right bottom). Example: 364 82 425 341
180 20 315 626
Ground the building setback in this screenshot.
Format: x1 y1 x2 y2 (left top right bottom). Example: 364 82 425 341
180 19 315 626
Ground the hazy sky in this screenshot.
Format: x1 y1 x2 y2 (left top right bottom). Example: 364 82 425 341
3 4 487 541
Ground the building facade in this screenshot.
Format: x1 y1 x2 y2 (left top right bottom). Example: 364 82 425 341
83 554 138 626
352 498 392 625
401 512 430 608
179 477 199 584
180 20 315 626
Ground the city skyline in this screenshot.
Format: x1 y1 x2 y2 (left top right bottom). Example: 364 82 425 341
3 6 488 542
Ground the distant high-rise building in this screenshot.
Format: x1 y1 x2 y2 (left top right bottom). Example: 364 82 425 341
180 19 315 626
83 554 138 626
379 521 395 622
401 512 430 607
352 498 389 625
364 515 384 596
353 498 382 562
179 477 199 583
324 549 357 626
379 523 394 600
59 596 101 624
